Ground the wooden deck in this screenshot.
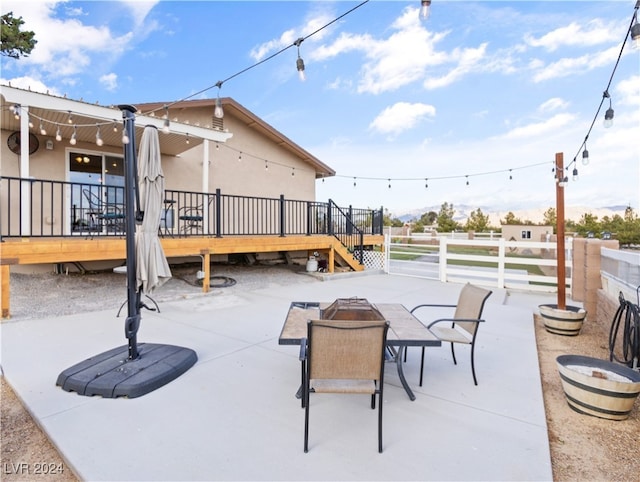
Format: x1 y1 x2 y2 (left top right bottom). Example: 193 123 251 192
0 234 384 319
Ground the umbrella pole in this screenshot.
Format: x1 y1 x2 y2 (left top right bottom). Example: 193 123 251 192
55 111 198 398
120 105 141 360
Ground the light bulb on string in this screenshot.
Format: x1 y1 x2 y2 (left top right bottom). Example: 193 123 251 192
425 178 428 188
238 152 242 162
55 126 62 142
162 105 170 133
122 127 129 145
603 91 614 128
353 177 357 187
292 168 295 177
509 169 513 180
28 118 34 129
39 122 47 136
465 175 469 186
95 125 103 146
69 125 77 145
185 133 190 145
112 122 118 133
294 38 306 81
265 161 269 171
582 148 589 166
631 19 640 50
419 0 431 21
11 104 20 119
572 167 579 181
214 81 224 118
388 179 391 189
67 111 73 124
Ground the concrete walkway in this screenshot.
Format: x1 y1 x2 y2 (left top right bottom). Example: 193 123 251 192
1 273 555 481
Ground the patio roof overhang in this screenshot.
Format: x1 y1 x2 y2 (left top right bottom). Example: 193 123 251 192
1 85 233 157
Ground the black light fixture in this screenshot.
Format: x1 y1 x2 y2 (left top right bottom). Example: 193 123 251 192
572 166 579 181
631 4 640 49
582 147 589 166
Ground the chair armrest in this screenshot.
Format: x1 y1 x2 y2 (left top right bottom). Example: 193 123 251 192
410 303 456 314
427 318 485 328
299 338 308 361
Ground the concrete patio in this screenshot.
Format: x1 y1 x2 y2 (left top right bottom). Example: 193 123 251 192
1 272 555 481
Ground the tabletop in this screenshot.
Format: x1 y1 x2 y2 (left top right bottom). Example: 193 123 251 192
279 301 441 347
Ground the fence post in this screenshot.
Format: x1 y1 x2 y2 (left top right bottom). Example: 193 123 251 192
347 205 353 235
497 237 506 288
439 237 447 282
306 201 312 236
327 199 333 236
215 189 221 238
279 194 285 237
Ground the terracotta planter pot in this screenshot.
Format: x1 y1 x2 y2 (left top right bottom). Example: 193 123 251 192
539 304 586 336
557 354 640 421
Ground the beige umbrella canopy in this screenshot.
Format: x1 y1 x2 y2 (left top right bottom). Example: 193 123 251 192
136 125 171 294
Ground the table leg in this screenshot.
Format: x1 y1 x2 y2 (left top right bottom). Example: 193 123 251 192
395 346 416 401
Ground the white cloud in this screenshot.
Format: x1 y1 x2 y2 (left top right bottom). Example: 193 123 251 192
538 98 569 112
524 20 622 52
423 43 488 90
532 45 621 82
249 5 335 61
615 74 640 106
495 113 577 140
369 102 436 138
0 75 59 95
99 73 118 91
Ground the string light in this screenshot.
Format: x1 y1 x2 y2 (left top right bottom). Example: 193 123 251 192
265 161 269 171
572 167 579 181
185 133 190 145
582 146 589 165
67 111 73 124
238 152 242 162
162 105 170 134
39 121 47 136
509 169 513 180
294 38 306 81
122 126 130 145
425 178 428 188
95 125 103 146
465 175 469 186
214 81 224 119
419 0 431 21
69 125 77 145
112 122 118 133
11 104 20 119
55 126 62 142
603 90 614 128
291 167 295 177
353 177 357 187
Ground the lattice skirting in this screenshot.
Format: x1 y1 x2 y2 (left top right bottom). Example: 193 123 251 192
358 250 385 270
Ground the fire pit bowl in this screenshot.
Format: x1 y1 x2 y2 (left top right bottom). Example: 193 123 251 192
556 354 640 420
321 298 385 321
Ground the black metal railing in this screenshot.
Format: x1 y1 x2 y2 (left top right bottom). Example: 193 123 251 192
1 177 384 261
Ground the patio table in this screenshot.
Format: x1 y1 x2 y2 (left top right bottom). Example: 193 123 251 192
279 301 441 401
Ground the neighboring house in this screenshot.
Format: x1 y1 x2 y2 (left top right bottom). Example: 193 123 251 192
502 224 554 255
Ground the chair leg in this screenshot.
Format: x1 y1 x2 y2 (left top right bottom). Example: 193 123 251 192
304 391 310 452
470 343 478 385
378 392 383 453
419 346 425 387
450 342 457 365
371 393 376 409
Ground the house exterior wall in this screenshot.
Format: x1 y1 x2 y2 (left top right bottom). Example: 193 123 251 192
501 224 554 254
2 111 316 204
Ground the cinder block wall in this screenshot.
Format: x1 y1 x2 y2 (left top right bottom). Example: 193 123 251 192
572 238 620 316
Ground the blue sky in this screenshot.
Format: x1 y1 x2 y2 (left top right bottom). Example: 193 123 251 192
2 1 639 216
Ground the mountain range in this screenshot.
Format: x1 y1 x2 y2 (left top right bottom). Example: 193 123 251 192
393 204 629 226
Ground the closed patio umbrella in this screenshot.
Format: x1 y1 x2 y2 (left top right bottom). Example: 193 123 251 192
135 125 171 294
56 109 196 399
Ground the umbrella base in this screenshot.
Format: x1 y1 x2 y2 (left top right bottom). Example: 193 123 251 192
56 343 197 398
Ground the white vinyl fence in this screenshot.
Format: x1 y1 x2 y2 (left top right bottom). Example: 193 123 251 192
384 234 572 293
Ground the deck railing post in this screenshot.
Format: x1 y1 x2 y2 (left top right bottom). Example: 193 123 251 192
279 194 285 237
327 199 334 236
215 188 222 237
306 201 312 236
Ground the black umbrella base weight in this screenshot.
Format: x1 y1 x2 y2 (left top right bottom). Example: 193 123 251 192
56 343 197 398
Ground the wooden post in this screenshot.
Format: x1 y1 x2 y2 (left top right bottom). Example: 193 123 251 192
201 249 210 293
555 152 566 310
1 265 10 319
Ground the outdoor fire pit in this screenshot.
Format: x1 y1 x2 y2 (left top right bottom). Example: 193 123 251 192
321 297 385 321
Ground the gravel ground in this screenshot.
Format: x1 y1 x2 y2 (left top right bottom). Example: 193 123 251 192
8 262 317 321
